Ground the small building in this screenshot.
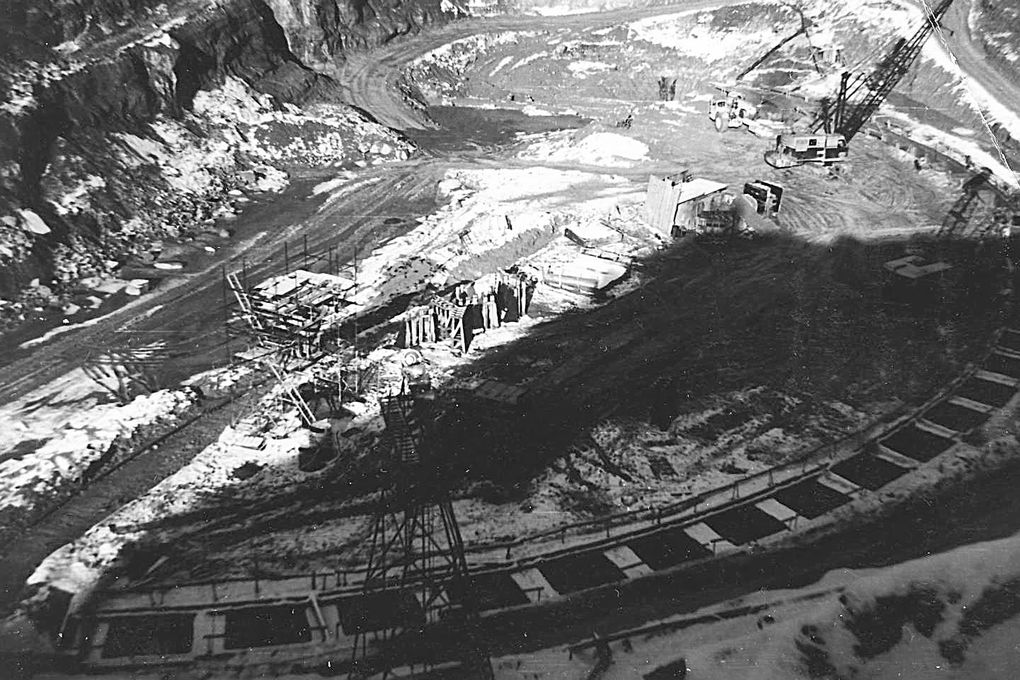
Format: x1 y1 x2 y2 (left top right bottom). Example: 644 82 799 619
644 172 729 238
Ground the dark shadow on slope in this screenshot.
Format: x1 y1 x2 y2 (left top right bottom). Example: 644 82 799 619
116 229 1016 591
17 226 1020 675
123 232 1012 554
406 105 588 154
424 232 1011 494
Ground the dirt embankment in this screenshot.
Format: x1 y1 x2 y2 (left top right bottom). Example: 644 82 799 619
0 0 467 336
972 0 1020 87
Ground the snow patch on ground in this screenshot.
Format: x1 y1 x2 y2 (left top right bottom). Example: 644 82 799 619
489 55 515 77
0 372 196 513
351 164 634 295
628 8 784 63
498 530 1020 679
26 407 318 595
192 77 413 169
511 51 550 70
18 312 108 349
918 45 1020 185
52 175 107 217
517 130 649 167
567 60 614 76
409 31 539 100
311 174 356 196
884 109 1020 189
520 104 554 116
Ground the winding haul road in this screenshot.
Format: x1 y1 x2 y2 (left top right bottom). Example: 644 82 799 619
4 0 1016 406
334 0 754 131
0 0 753 615
2 0 1020 631
0 0 753 408
941 0 1020 130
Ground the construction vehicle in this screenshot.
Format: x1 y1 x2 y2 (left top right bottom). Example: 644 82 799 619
743 180 784 219
708 6 838 133
765 0 954 168
708 91 758 132
645 171 781 241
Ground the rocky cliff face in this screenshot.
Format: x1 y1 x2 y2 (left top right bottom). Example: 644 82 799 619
265 0 461 72
0 0 465 332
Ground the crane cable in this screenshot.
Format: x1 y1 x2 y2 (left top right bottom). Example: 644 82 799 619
919 0 1020 189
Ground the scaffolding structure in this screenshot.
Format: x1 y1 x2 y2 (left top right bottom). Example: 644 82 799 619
349 394 493 680
227 269 356 356
225 269 358 427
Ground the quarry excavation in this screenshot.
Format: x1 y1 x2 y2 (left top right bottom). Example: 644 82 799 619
3 0 1020 679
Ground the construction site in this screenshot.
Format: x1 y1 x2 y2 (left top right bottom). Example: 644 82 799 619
3 0 1020 678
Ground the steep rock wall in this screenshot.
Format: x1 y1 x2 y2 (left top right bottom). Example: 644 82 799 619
265 0 464 73
0 0 464 331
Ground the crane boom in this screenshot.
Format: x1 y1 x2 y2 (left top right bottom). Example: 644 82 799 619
833 0 954 142
766 0 955 168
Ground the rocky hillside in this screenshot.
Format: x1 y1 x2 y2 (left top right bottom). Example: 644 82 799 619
0 0 466 333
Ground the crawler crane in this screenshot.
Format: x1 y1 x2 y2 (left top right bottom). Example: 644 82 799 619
765 0 954 168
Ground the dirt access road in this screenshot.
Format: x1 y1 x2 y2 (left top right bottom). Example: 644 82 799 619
0 0 755 408
936 0 1020 177
0 164 443 405
334 0 754 131
0 0 749 614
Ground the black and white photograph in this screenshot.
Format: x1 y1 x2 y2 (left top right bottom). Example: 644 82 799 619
1 0 1019 677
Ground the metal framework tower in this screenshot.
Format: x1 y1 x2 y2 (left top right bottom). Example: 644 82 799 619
348 394 493 680
938 169 995 239
767 0 954 167
809 0 954 142
225 270 319 427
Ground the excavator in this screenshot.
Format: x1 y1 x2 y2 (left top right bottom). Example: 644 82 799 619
765 0 954 168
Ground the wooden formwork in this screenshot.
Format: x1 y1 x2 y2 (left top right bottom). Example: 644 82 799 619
401 272 536 353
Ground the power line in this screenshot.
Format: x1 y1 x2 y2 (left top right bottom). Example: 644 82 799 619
920 0 1019 188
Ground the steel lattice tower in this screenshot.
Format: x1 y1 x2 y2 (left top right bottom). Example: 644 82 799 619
348 394 493 680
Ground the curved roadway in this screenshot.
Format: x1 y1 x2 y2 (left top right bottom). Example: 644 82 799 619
3 0 1020 634
334 0 752 130
940 0 1020 139
7 0 1016 407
